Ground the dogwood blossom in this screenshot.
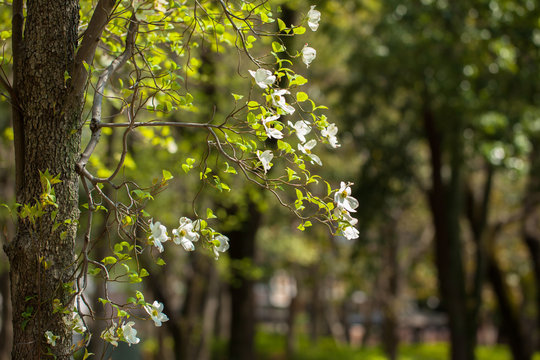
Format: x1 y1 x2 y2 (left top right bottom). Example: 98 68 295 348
249 68 276 89
302 45 317 67
101 324 119 347
262 114 283 139
64 311 86 334
172 217 199 251
45 331 58 347
334 182 359 213
307 5 321 31
121 321 140 346
154 0 168 12
342 225 360 240
321 123 340 148
149 220 169 253
213 234 230 259
298 139 322 166
288 120 311 143
257 150 274 174
271 89 295 114
335 207 358 227
144 301 169 327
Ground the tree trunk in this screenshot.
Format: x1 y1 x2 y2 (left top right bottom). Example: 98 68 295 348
423 101 475 360
176 252 218 360
4 1 82 358
285 273 301 359
522 140 540 350
380 218 399 360
488 253 533 360
227 201 261 360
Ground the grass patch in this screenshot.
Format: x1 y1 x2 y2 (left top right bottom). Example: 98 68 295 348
213 331 540 360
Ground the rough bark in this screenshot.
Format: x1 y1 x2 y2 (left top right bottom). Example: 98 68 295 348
5 1 82 358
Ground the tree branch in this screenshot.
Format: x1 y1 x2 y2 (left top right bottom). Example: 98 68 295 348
71 0 119 95
78 14 139 174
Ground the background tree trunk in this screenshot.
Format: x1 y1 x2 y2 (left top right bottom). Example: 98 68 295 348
423 102 475 360
227 200 261 360
5 1 82 358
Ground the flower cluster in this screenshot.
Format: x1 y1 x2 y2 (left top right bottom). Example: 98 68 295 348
148 218 230 259
245 5 345 174
334 182 360 240
101 321 140 347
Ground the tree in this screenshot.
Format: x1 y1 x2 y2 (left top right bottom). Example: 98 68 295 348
0 1 356 358
321 0 540 359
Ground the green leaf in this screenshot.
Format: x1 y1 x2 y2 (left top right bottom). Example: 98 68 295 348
287 168 300 181
162 169 173 181
272 41 285 53
277 139 293 153
277 18 287 31
156 258 166 266
83 348 94 360
232 93 244 100
129 273 142 283
101 256 117 265
140 268 149 277
206 208 217 219
290 75 308 87
296 92 309 102
127 297 136 304
293 26 306 34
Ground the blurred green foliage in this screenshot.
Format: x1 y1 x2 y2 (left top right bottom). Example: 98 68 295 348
214 331 540 360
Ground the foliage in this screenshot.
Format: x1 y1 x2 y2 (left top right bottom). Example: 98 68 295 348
0 0 360 355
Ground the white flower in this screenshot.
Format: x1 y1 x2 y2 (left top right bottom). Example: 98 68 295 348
45 331 58 347
335 208 358 227
271 89 295 115
288 120 311 143
249 68 276 89
321 123 340 148
144 301 169 327
334 182 359 213
307 5 321 31
212 234 230 259
298 139 322 166
101 324 119 347
257 150 274 174
342 225 359 240
302 45 316 68
172 217 199 251
149 220 169 253
121 321 140 346
64 312 86 334
154 0 168 13
262 114 283 139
